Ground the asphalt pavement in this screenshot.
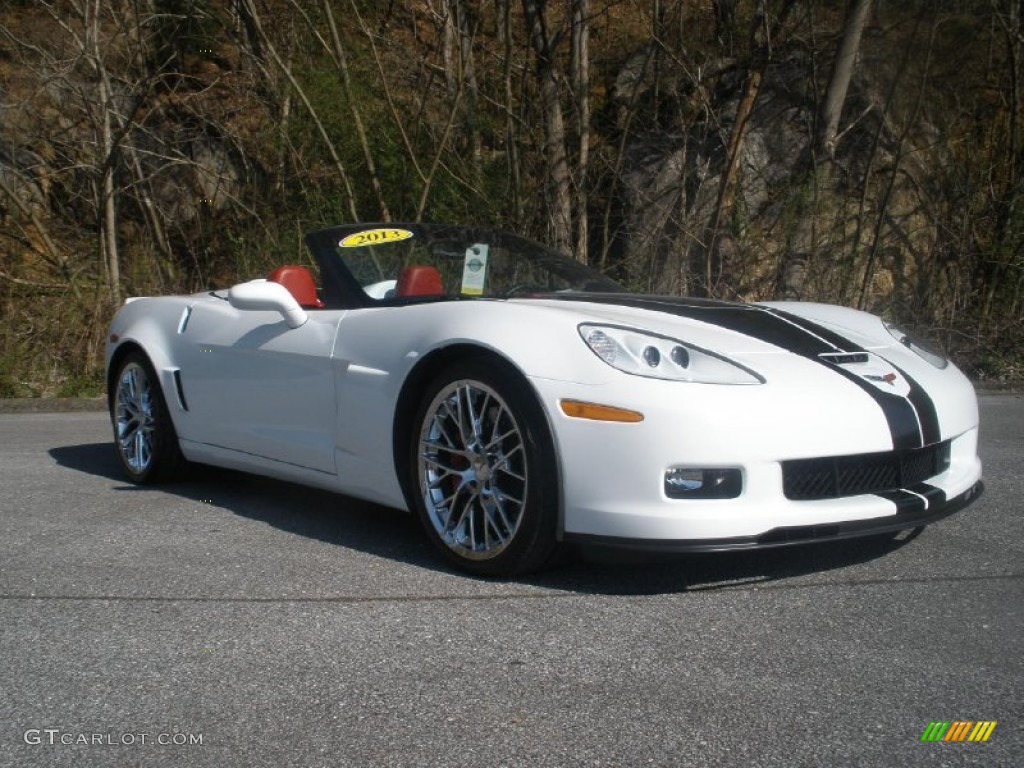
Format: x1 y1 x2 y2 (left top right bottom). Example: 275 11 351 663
0 395 1021 767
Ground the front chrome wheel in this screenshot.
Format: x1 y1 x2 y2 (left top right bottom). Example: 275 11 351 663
418 379 528 561
115 362 156 474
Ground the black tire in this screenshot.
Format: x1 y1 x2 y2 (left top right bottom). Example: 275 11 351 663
110 351 185 484
409 357 559 576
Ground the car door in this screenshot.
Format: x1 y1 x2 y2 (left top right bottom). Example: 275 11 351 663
174 296 342 475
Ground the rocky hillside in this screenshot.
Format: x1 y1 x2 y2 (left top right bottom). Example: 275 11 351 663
1 1 1021 395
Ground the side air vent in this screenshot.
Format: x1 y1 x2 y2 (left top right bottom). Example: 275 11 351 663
818 352 869 365
177 305 194 334
172 369 189 411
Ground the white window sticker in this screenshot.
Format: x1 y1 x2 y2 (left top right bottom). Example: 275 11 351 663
461 244 489 295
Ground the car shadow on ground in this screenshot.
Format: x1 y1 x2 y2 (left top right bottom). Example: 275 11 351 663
51 442 922 596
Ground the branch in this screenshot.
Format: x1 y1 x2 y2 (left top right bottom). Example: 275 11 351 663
240 0 360 221
0 172 65 270
348 0 427 185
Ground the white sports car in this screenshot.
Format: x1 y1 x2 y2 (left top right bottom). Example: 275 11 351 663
106 223 983 575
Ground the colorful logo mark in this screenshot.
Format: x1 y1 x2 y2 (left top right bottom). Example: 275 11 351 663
920 721 997 742
864 372 898 386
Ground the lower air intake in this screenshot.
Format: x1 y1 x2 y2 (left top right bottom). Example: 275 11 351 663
782 441 951 501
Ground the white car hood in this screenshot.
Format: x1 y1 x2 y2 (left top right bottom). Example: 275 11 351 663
519 294 893 357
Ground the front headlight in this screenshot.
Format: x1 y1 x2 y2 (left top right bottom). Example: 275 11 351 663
579 324 764 384
883 322 948 369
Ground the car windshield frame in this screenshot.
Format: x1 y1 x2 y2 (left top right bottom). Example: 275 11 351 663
304 223 624 309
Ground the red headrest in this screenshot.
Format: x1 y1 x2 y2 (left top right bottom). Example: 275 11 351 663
267 265 324 308
396 265 444 298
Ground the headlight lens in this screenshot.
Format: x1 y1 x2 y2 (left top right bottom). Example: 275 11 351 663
579 324 764 384
883 322 948 369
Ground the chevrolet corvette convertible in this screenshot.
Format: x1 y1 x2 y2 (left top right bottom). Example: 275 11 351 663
106 223 983 575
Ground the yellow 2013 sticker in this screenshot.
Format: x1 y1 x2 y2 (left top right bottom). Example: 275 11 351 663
339 228 414 248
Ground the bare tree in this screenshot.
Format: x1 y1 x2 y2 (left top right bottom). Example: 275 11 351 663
522 0 573 256
239 0 360 221
500 0 524 224
819 0 873 159
570 0 591 263
320 0 392 220
703 0 797 295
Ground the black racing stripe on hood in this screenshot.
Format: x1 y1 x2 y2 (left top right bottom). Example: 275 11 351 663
768 307 866 352
554 293 929 449
898 366 942 446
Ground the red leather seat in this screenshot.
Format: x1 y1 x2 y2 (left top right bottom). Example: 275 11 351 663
396 265 444 298
267 266 324 308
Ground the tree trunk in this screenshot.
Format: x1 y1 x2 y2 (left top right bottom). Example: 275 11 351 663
501 0 523 224
522 0 573 256
456 1 483 178
571 0 591 263
705 68 761 293
441 0 457 98
91 1 121 304
819 0 873 159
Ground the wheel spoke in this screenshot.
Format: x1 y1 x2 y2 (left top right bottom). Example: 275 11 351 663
487 405 504 445
443 488 474 537
125 368 137 406
451 387 472 448
423 462 460 485
491 447 525 477
433 403 461 449
481 498 495 551
420 440 473 460
119 431 136 461
492 487 523 507
481 499 511 547
493 464 526 483
466 496 479 550
470 390 492 444
134 429 147 469
462 384 481 443
484 426 517 452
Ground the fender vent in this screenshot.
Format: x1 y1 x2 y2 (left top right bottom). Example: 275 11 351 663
172 369 188 411
177 305 194 334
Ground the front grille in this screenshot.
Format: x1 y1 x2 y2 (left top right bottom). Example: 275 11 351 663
783 441 951 500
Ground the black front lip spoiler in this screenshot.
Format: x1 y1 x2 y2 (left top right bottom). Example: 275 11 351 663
563 481 984 554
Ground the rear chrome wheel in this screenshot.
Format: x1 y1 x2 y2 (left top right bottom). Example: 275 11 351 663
115 362 156 475
111 352 184 483
411 358 558 576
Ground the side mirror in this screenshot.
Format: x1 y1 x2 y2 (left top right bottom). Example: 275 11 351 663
228 280 308 329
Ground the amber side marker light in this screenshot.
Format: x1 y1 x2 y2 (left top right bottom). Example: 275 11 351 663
559 399 644 423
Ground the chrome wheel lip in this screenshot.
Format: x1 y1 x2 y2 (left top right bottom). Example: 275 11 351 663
114 362 156 475
417 379 528 561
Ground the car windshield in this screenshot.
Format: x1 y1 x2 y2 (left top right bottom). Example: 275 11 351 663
306 223 622 304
